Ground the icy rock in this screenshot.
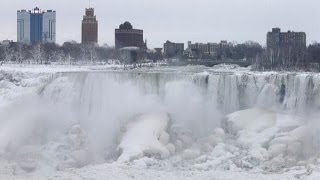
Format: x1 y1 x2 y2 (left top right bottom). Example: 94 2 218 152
134 157 157 168
269 144 287 157
269 136 294 147
225 144 240 154
159 132 170 145
179 135 194 148
211 143 226 157
56 162 73 171
117 113 171 162
268 155 286 171
194 155 208 163
182 149 201 160
208 135 223 147
68 124 87 150
70 149 91 168
174 140 183 152
18 160 37 173
289 126 307 141
200 143 213 153
223 108 276 135
248 145 270 163
234 159 253 169
69 124 82 135
166 143 176 155
169 125 192 142
229 163 242 171
275 114 302 132
213 128 225 139
287 141 302 157
297 161 308 166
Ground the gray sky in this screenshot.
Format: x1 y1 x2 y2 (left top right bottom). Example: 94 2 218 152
1 0 320 48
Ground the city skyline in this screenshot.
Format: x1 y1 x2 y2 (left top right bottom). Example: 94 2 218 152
1 0 320 47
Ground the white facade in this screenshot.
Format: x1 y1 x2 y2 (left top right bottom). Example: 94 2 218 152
17 10 31 44
42 11 56 43
17 8 56 44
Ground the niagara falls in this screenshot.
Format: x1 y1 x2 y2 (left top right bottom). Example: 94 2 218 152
0 64 319 179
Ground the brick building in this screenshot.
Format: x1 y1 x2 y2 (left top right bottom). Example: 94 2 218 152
82 8 98 45
267 28 306 49
267 28 306 65
163 41 184 58
115 22 146 49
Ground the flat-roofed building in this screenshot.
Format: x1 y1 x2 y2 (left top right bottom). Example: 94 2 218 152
163 40 184 58
267 28 307 64
115 22 146 49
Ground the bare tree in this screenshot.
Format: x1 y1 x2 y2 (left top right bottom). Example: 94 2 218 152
16 43 27 63
31 44 43 64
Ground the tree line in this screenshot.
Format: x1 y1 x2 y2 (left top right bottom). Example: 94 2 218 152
1 41 320 71
0 41 125 64
253 43 320 71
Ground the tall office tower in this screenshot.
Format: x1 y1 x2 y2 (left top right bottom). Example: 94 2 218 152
42 10 56 43
82 8 98 44
17 7 56 44
17 10 31 44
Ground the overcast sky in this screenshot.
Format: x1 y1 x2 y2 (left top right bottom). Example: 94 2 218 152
1 0 320 48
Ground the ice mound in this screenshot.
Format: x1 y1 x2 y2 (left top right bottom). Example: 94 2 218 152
56 124 92 170
117 113 171 162
224 108 277 136
222 108 310 168
0 122 91 175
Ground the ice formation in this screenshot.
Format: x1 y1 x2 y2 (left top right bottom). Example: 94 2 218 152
0 65 320 179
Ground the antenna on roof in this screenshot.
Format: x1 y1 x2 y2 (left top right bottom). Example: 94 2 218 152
89 0 91 8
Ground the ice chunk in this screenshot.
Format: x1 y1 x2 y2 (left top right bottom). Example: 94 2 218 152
269 144 287 157
181 149 201 160
117 113 171 162
224 108 276 134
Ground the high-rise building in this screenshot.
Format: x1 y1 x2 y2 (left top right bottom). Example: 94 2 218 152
17 7 56 44
42 10 56 43
115 22 146 49
82 8 98 44
17 10 31 44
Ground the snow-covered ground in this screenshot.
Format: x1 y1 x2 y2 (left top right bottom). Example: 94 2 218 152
1 64 320 179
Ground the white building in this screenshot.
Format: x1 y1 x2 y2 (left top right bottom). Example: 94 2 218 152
17 7 56 44
17 10 31 44
42 10 56 43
